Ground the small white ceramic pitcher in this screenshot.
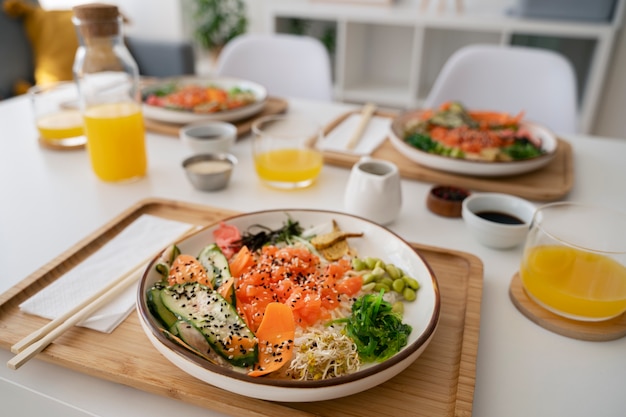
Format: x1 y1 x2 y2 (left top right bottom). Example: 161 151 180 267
344 157 402 225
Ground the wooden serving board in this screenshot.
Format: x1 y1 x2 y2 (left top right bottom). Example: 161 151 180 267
0 198 483 417
322 110 574 202
509 273 626 341
143 97 288 138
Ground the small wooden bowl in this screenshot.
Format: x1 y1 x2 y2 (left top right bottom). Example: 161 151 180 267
426 185 470 218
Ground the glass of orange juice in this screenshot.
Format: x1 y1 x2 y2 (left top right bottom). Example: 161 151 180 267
520 202 626 322
251 115 323 189
83 101 147 182
29 81 86 150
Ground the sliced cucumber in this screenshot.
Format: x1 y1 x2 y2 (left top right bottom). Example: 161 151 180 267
147 286 178 330
197 243 231 288
161 283 257 367
154 244 181 278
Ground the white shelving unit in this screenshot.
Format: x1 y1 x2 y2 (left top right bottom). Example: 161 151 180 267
266 0 624 133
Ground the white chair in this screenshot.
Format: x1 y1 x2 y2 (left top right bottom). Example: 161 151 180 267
423 44 579 134
214 33 333 101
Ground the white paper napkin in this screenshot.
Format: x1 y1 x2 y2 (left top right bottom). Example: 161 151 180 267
318 114 391 156
20 214 194 333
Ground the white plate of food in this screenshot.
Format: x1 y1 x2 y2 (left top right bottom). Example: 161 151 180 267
141 77 267 124
388 102 558 177
136 209 440 402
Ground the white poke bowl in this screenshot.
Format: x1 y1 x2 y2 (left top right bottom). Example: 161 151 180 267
136 209 440 402
388 109 558 177
141 76 268 124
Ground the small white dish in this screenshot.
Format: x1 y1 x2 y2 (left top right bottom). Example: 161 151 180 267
136 209 440 402
388 109 558 177
142 77 267 124
462 192 536 249
182 153 237 191
180 121 237 154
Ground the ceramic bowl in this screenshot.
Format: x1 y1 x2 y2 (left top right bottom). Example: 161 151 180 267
136 209 440 402
462 192 536 249
182 153 237 191
180 121 237 155
388 109 558 177
142 76 267 124
426 185 471 218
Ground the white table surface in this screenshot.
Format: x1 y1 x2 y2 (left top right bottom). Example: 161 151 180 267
1 95 625 417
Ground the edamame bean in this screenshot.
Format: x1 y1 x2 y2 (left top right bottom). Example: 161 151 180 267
385 264 402 280
364 257 379 270
374 283 390 293
381 276 394 288
361 282 376 292
392 278 405 293
362 272 377 284
403 276 420 290
352 258 367 271
371 265 386 278
403 287 417 301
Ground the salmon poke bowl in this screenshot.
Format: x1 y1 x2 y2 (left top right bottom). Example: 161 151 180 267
136 209 440 401
389 101 558 177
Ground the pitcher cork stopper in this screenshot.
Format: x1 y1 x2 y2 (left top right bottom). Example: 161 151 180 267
73 3 120 37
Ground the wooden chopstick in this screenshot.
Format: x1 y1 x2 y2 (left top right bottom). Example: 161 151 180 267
7 264 145 370
8 225 198 370
346 102 377 150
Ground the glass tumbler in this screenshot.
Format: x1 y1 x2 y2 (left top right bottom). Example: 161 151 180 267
252 115 323 190
29 81 86 150
520 202 626 321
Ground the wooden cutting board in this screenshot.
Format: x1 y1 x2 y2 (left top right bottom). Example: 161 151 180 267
144 97 288 138
322 110 574 202
0 198 483 417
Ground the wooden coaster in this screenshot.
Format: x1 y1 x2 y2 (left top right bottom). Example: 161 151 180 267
143 97 288 138
509 272 626 341
38 136 86 151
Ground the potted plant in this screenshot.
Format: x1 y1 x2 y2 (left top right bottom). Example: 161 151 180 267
192 0 248 55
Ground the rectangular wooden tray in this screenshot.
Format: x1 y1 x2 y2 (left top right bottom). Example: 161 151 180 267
322 110 574 201
0 198 483 417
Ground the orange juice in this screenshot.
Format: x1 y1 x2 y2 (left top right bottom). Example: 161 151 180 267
253 148 322 187
83 102 146 182
520 245 626 320
37 110 84 140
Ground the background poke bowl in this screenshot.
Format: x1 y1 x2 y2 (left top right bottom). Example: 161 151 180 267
136 209 440 402
388 109 558 177
141 76 268 124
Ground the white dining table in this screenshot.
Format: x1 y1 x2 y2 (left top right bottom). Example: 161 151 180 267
1 93 625 417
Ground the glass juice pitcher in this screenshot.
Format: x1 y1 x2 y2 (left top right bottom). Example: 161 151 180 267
72 3 147 182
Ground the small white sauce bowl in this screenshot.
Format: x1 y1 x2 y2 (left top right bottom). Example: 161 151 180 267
462 192 536 249
180 121 237 154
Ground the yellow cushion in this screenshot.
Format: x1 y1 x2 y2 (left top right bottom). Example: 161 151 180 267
3 0 77 87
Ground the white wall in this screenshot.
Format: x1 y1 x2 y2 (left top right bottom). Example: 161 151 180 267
41 0 625 138
40 0 187 41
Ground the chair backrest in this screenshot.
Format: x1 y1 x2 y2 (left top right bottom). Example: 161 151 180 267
423 44 578 134
126 37 195 78
214 33 333 101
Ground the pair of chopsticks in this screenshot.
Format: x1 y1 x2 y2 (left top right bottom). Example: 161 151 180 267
346 102 377 150
7 225 199 370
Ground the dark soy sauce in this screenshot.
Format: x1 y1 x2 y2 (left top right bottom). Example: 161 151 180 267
475 211 524 225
